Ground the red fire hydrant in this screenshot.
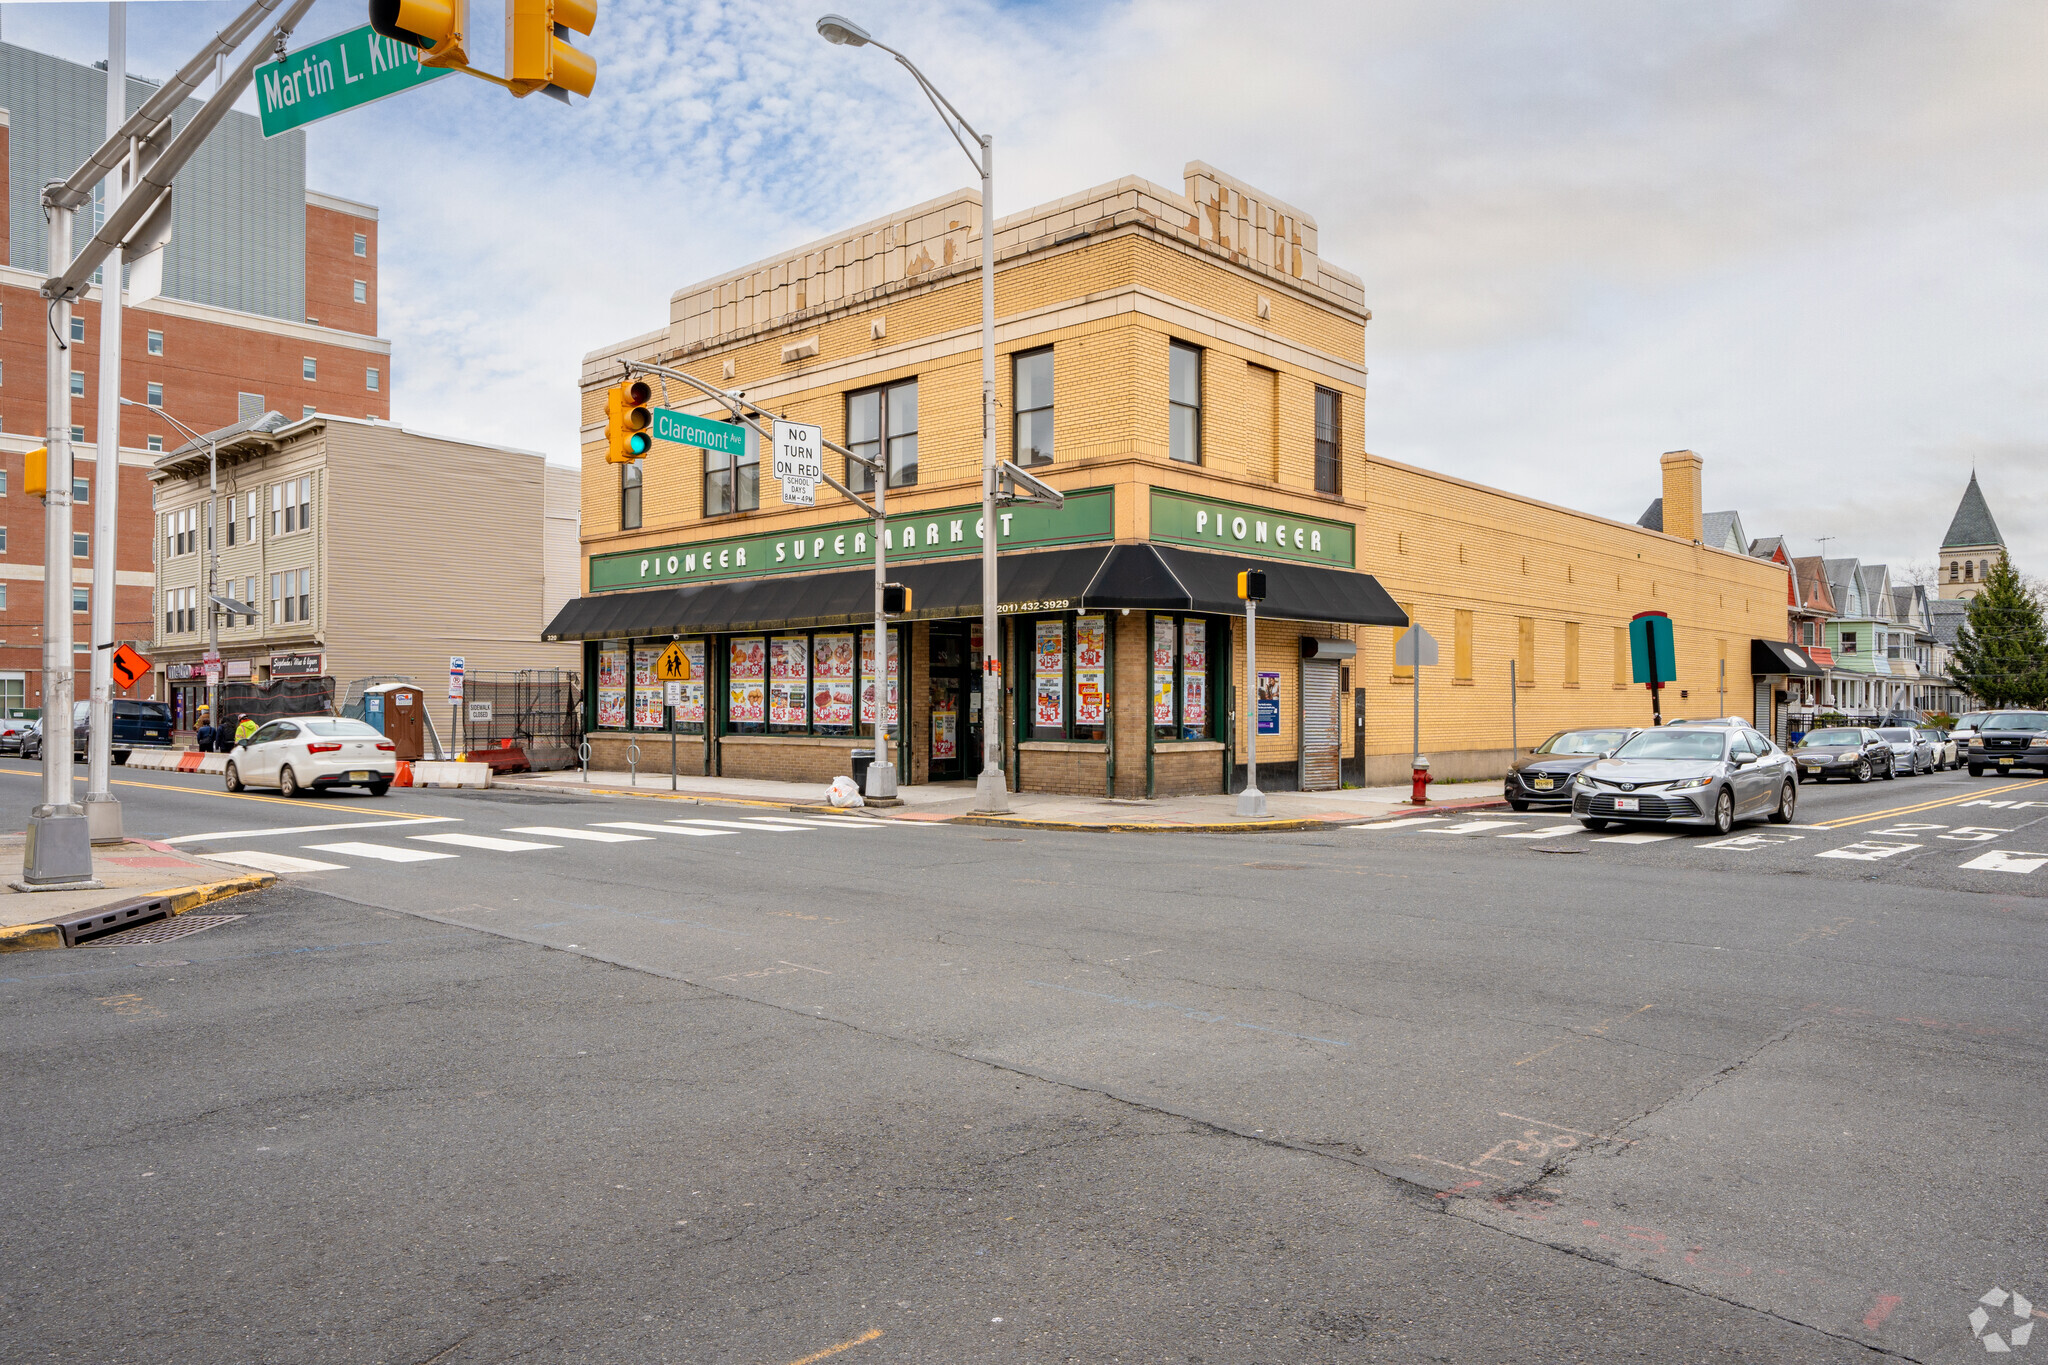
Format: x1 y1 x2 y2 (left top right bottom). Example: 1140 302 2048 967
1410 755 1431 806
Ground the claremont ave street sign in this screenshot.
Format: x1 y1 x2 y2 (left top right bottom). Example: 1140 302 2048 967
257 25 453 138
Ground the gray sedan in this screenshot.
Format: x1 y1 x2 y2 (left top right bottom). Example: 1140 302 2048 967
1573 724 1799 834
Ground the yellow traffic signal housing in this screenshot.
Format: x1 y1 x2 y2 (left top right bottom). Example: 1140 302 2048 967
508 0 597 100
24 446 49 499
883 584 911 614
369 0 469 66
1236 569 1267 601
604 380 653 464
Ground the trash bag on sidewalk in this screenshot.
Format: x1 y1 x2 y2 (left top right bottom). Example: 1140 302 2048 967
827 775 864 808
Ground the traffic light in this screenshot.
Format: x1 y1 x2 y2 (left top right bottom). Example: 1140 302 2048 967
883 584 911 615
508 0 597 100
1236 569 1267 602
368 0 469 66
23 446 48 499
604 380 652 464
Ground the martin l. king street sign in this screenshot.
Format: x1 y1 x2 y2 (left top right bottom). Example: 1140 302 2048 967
257 24 454 138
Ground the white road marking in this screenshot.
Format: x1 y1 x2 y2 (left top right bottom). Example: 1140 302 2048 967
1352 817 1442 830
668 819 808 832
163 816 459 844
1959 850 2048 874
1498 825 1581 840
1427 820 1524 835
203 850 346 874
1595 832 1677 844
409 833 559 852
1816 841 1921 861
742 817 882 829
303 842 458 863
503 826 653 843
1698 832 1805 851
593 822 732 837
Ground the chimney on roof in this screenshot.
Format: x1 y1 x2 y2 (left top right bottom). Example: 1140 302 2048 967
1660 450 1703 543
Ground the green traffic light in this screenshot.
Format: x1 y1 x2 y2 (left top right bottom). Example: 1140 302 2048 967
629 432 652 457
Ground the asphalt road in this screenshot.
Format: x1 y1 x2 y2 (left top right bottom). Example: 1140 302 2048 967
3 759 2042 1363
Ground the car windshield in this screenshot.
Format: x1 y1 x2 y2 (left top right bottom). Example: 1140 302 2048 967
302 719 382 738
1876 729 1913 742
1801 729 1862 746
1983 713 2048 731
113 702 169 719
1536 729 1631 755
1613 731 1726 761
1958 714 1987 727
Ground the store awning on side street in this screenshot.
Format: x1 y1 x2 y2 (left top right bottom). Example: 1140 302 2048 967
542 543 1409 641
1752 639 1825 676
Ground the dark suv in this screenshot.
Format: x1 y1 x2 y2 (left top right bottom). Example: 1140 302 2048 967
66 699 175 762
1967 711 2048 776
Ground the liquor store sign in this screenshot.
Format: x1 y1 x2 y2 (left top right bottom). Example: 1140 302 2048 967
1148 489 1354 567
590 488 1116 591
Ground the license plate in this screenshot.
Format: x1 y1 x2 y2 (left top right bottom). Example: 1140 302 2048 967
1803 766 1822 775
348 770 372 781
2000 758 2014 766
1612 796 1640 811
1532 777 1554 790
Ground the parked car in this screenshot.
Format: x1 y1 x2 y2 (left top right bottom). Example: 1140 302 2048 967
226 716 397 797
1875 726 1936 776
1505 726 1639 811
1664 716 1751 727
1790 727 1895 783
1950 712 1992 748
1573 723 1798 834
1966 711 2048 776
1917 727 1960 771
53 699 175 763
16 719 43 760
0 716 31 754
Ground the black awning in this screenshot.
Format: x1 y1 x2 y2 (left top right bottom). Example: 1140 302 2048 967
542 542 1408 640
1752 639 1825 677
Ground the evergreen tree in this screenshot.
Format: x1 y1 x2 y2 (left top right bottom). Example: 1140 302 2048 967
1950 559 2048 706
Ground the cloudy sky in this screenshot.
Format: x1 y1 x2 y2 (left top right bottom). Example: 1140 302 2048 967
9 0 2043 576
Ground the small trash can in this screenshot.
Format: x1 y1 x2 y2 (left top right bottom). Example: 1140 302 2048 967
850 748 875 791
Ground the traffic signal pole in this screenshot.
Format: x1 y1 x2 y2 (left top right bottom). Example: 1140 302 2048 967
85 2 128 846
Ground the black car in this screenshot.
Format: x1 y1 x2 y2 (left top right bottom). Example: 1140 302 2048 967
1967 711 2048 776
1790 726 1895 782
1505 726 1639 810
61 699 175 763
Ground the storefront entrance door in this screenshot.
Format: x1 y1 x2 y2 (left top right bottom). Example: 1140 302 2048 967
928 623 981 782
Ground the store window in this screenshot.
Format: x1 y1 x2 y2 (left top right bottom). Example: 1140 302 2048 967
1169 342 1202 463
727 636 766 734
1314 387 1341 494
813 632 857 736
767 636 810 733
632 645 667 729
1150 615 1214 739
596 646 629 728
846 379 917 493
620 462 642 530
1014 613 1115 743
703 420 758 516
1029 617 1067 741
861 628 901 730
1013 348 1053 466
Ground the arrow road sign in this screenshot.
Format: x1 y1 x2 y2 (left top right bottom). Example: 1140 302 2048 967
256 24 453 138
111 645 152 690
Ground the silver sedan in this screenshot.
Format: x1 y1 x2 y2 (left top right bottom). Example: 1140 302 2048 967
1573 724 1799 835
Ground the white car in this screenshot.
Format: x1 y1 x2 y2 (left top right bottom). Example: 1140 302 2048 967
226 717 397 797
1950 712 1991 749
1875 726 1936 775
1917 727 1960 771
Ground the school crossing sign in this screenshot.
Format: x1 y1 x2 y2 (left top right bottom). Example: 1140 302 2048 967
256 25 453 138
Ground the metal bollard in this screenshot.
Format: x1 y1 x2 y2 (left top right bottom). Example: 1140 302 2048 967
627 740 641 784
578 740 590 783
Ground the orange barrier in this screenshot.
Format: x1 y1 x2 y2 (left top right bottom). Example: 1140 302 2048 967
176 751 204 772
394 761 413 788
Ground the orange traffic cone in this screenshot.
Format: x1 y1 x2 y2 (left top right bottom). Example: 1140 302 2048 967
395 760 413 788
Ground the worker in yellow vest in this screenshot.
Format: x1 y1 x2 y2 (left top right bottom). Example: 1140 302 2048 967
234 715 258 746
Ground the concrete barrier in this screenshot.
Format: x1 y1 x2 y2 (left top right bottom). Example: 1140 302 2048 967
410 761 491 789
121 748 227 774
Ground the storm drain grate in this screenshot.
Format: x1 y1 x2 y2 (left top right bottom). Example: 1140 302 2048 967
91 914 244 947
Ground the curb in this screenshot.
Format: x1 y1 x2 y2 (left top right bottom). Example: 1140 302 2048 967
494 777 878 818
953 814 1365 834
0 869 277 954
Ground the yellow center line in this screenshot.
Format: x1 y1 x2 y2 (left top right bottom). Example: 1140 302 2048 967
0 767 446 817
1814 777 2048 829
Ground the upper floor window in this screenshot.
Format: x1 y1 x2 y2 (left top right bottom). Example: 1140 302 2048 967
147 330 164 356
1314 386 1341 494
147 435 163 453
1840 631 1858 654
303 405 317 419
366 368 380 392
73 531 89 558
70 371 86 399
70 425 85 444
620 462 642 530
353 233 368 257
1013 348 1053 466
1169 341 1202 464
703 422 757 517
69 317 85 344
72 477 88 503
302 357 318 382
353 280 367 304
846 379 918 493
271 477 313 536
226 496 237 546
146 381 162 407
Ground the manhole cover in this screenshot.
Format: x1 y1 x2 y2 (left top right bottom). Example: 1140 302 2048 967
92 914 244 946
1244 862 1307 871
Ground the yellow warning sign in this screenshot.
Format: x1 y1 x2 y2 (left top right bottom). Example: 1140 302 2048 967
654 642 693 682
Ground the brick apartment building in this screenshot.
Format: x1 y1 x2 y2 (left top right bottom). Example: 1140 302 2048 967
0 42 391 713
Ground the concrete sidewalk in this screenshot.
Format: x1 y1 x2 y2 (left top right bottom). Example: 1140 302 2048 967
500 768 1508 831
1 835 274 952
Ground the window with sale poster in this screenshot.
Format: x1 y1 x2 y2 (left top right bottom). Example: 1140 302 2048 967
595 638 707 733
1014 611 1116 743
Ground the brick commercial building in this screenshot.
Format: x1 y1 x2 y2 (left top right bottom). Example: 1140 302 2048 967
554 161 1791 795
0 42 389 712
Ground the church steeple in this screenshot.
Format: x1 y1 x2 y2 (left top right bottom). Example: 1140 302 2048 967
1938 472 2006 600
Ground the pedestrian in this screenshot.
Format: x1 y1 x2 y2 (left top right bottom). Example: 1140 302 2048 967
195 711 217 753
234 713 258 746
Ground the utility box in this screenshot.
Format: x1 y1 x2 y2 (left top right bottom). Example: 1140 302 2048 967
361 683 428 761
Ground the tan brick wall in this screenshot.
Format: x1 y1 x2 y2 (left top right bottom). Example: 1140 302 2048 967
305 204 377 337
718 734 865 786
586 731 705 774
1153 743 1225 797
1018 744 1108 796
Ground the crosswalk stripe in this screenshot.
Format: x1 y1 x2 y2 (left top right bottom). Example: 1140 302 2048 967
742 817 881 829
410 833 560 852
164 816 460 844
593 821 732 837
1352 817 1441 830
1427 820 1523 835
304 841 458 863
204 850 346 873
1595 832 1676 844
503 826 653 843
668 819 808 832
1499 826 1580 839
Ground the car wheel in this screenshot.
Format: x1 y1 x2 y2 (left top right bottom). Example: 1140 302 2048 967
1580 818 1608 831
279 765 304 799
1853 758 1871 783
1508 798 1531 813
224 761 244 793
1770 781 1796 824
1711 789 1735 835
1881 757 1896 780
1969 764 1984 777
367 780 391 797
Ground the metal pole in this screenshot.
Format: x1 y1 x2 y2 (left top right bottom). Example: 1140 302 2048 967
85 2 127 844
205 438 219 731
867 461 895 798
973 132 1007 813
1718 656 1726 717
22 197 96 886
1236 600 1265 817
1412 628 1421 769
1509 658 1517 755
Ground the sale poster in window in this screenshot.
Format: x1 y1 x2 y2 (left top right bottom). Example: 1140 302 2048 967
770 636 808 682
596 648 628 729
1183 673 1207 733
813 633 855 726
860 628 899 724
1182 620 1206 672
1074 615 1106 725
1035 620 1065 675
633 646 665 729
1035 673 1064 727
931 698 957 759
678 641 707 723
728 636 766 724
1152 618 1176 725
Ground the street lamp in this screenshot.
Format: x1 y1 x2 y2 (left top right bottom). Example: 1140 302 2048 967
818 14 1009 814
129 398 222 730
